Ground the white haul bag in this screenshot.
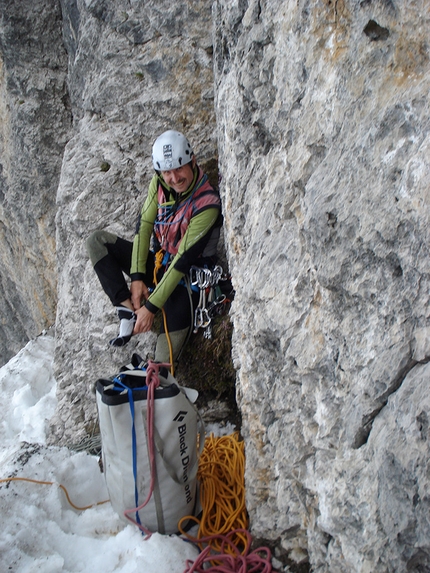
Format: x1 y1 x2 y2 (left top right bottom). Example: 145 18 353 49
96 357 204 535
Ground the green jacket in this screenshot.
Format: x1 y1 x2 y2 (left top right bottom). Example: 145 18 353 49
130 169 220 312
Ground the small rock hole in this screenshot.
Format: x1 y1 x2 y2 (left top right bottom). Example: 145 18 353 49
363 20 390 41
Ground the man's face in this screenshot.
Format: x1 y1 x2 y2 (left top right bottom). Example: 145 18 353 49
161 158 195 194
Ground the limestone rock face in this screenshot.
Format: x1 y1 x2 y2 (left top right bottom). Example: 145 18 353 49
0 0 429 571
0 0 71 365
213 0 430 571
49 0 218 444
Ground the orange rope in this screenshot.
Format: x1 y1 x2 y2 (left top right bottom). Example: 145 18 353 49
179 432 248 554
0 476 109 511
153 249 175 375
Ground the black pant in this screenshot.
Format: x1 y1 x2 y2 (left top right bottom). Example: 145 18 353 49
87 230 199 357
92 235 154 307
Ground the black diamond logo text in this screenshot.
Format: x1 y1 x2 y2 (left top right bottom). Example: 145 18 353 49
173 410 187 422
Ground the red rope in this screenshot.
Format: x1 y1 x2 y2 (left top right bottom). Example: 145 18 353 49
123 361 171 537
183 529 277 572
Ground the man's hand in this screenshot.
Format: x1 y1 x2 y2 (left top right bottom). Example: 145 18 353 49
133 305 155 334
130 280 150 310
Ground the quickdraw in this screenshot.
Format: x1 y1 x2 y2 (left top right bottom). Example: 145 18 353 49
190 265 228 340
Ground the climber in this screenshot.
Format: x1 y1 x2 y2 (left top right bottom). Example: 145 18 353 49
86 129 222 365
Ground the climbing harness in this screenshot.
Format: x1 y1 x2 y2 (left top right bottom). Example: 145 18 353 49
152 254 230 373
190 265 228 340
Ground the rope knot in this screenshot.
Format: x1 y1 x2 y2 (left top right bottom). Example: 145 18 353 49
145 360 162 389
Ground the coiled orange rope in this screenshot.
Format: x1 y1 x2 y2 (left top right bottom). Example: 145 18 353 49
179 432 248 552
179 432 277 571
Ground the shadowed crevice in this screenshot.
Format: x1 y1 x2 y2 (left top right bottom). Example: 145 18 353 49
353 355 430 449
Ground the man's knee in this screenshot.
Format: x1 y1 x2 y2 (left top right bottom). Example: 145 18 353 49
86 230 118 266
154 328 190 364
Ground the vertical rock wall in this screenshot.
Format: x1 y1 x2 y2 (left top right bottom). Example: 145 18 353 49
1 0 429 571
50 0 218 443
0 0 70 365
213 0 429 571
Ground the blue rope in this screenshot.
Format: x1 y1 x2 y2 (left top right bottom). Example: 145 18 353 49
112 373 148 526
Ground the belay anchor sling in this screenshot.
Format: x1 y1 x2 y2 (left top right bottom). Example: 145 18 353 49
96 355 204 535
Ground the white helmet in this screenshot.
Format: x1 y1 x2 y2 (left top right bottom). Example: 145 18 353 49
152 130 194 171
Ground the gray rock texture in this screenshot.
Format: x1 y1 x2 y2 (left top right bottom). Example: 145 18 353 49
0 0 429 571
0 0 71 365
213 0 430 571
50 0 218 441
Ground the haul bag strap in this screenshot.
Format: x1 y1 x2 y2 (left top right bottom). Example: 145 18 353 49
151 411 205 486
128 386 142 526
